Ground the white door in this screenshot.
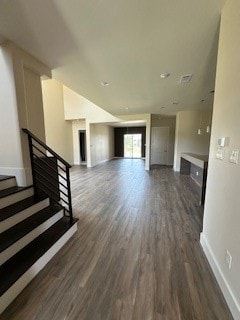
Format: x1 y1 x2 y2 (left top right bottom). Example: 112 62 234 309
151 127 169 165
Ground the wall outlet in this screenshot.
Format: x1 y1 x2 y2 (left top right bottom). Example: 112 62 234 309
196 171 199 176
225 251 232 269
229 150 239 164
216 148 225 160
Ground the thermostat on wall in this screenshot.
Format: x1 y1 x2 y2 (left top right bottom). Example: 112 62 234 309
217 137 229 147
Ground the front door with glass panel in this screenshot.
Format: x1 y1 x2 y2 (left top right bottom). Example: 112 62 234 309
124 134 142 158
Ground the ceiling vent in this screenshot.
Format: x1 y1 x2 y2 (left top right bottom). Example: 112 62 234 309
179 74 192 84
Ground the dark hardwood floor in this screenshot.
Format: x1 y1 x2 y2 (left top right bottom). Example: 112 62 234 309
1 159 233 320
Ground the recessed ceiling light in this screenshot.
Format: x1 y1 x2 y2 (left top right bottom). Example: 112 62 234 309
101 82 109 86
160 72 171 79
201 99 205 102
125 107 129 110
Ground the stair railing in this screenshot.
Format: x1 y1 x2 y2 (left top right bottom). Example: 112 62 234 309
22 128 73 223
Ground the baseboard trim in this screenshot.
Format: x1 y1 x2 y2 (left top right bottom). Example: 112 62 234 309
0 223 77 315
0 167 32 186
200 233 240 320
89 158 114 168
99 158 114 164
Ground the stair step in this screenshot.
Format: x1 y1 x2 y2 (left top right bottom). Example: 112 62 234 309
0 176 14 181
0 217 78 313
0 176 16 192
0 205 64 266
0 186 28 199
0 187 34 210
0 195 49 233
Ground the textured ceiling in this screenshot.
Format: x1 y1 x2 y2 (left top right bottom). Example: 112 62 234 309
0 0 227 116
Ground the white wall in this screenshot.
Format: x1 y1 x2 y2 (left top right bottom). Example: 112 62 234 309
42 79 73 164
201 1 240 319
0 46 23 182
63 86 119 123
173 110 211 171
0 43 51 185
151 117 176 165
89 124 114 167
23 67 46 141
10 43 51 184
0 42 51 185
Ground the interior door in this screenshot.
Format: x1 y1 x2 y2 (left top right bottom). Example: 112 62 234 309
151 127 169 165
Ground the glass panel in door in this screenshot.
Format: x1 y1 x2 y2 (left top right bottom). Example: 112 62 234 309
124 134 142 158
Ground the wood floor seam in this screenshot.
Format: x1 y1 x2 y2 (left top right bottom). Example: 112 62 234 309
1 159 233 320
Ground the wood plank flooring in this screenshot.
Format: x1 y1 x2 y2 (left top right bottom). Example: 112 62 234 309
1 159 233 320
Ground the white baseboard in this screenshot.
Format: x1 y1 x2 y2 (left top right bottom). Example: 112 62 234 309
99 158 110 164
200 233 240 320
0 167 32 186
0 222 77 315
99 157 115 165
88 158 113 168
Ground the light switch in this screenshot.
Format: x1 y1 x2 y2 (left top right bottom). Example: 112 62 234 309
217 137 229 147
216 148 224 160
229 150 239 164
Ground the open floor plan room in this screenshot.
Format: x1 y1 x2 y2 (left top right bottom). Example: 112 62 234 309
1 160 233 320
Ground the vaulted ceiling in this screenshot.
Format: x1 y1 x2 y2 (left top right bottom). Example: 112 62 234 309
0 0 227 116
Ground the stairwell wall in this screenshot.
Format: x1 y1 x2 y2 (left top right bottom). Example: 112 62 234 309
42 79 73 164
0 42 51 185
0 46 23 183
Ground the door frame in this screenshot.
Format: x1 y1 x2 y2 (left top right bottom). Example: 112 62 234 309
78 130 87 164
123 133 142 159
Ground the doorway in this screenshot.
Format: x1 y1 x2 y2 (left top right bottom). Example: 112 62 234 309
151 127 169 165
79 130 87 163
124 134 142 158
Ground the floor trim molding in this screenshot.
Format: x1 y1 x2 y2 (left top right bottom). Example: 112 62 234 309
0 167 32 186
200 232 240 320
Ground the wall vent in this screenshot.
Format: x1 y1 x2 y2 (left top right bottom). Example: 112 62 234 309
179 74 192 84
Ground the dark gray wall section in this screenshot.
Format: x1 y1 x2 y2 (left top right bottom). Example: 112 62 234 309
114 127 146 157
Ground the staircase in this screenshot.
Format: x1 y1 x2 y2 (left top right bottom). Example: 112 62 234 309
0 130 78 314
